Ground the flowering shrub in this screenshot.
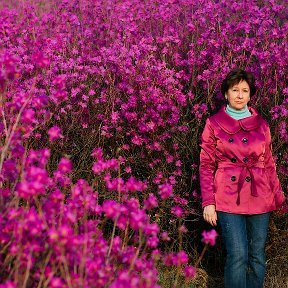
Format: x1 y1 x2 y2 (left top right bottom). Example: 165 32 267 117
201 230 218 247
0 0 287 286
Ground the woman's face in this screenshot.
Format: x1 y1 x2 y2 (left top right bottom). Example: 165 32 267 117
226 80 250 110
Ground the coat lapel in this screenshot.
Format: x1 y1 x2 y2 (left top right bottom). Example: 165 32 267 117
211 106 261 134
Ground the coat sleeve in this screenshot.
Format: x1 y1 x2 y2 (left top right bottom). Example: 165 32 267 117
264 124 286 208
199 118 217 208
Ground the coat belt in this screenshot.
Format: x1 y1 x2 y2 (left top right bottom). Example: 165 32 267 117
217 159 265 205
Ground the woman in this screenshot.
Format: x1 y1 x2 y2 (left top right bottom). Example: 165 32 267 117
199 68 285 288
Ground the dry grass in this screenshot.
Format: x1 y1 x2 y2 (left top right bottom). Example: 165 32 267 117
264 215 288 288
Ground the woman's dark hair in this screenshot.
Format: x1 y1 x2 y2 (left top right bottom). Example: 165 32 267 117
221 68 256 97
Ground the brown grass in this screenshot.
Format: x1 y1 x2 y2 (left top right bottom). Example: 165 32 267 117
264 215 288 288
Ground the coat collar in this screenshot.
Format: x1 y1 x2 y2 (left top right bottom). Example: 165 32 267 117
211 106 261 134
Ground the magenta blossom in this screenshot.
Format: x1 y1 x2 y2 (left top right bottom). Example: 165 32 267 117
171 206 184 218
161 232 171 241
201 229 218 246
144 193 158 209
22 109 35 124
158 183 173 199
183 265 197 279
58 158 72 173
102 200 121 220
172 251 188 265
49 277 66 288
31 52 50 68
48 126 62 142
0 281 16 288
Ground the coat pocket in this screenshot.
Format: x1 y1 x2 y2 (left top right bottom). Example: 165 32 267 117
223 167 241 196
254 168 273 195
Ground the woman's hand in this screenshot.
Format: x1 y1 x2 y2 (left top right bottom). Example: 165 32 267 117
203 204 217 226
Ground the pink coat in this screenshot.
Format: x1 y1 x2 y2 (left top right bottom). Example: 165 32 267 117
199 106 285 214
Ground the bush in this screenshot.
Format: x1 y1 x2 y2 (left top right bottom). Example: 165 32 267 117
0 0 287 287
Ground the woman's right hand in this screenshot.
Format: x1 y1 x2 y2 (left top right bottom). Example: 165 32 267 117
203 204 217 226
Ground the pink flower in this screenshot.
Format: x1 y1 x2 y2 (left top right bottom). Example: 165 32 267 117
161 232 171 241
106 177 125 192
91 148 103 160
201 229 218 246
171 206 184 218
16 166 48 198
131 135 143 145
102 200 121 220
147 235 159 248
178 225 188 233
175 160 182 167
144 193 158 209
116 215 129 230
92 160 106 174
22 109 35 124
107 159 118 170
158 183 173 199
173 251 188 265
1 52 19 81
183 265 197 279
126 176 146 192
48 126 62 142
52 90 68 102
122 144 130 150
0 187 10 197
111 236 122 253
144 223 159 236
130 210 148 230
0 281 16 288
125 166 132 173
163 253 174 266
49 277 66 288
58 158 72 173
52 75 66 88
31 52 50 68
111 111 119 124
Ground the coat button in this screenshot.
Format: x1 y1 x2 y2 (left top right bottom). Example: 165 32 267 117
228 138 234 143
231 176 236 181
242 138 248 143
231 158 236 163
245 176 251 182
243 157 248 163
